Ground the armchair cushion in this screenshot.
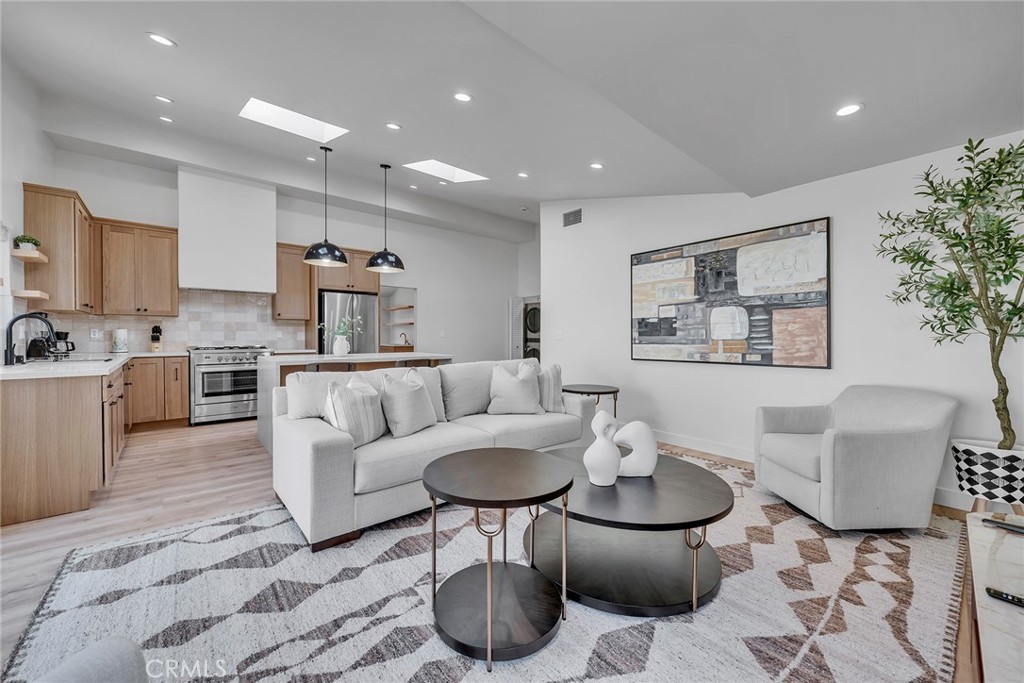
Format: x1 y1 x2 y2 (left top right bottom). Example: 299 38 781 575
759 433 823 481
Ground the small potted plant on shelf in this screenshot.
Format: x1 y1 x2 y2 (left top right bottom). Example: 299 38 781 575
878 137 1024 510
318 316 363 355
13 234 40 252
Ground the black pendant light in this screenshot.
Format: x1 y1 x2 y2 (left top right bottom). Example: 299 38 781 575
303 145 348 268
366 163 405 273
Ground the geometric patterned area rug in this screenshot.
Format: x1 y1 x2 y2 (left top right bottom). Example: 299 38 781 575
2 455 965 682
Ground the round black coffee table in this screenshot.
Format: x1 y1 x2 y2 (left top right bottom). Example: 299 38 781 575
423 448 574 672
525 447 734 617
562 384 620 416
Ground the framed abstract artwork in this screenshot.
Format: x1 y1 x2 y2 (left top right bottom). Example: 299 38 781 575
631 217 831 368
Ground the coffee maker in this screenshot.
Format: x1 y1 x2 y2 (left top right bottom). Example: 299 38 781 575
53 331 75 354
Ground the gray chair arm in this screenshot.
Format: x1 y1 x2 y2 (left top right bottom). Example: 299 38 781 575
33 636 146 683
754 404 831 474
273 416 357 545
820 427 948 529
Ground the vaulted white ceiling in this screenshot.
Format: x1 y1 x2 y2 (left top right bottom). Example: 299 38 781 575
3 1 1021 239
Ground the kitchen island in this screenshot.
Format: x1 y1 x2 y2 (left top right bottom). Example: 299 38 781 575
256 352 454 452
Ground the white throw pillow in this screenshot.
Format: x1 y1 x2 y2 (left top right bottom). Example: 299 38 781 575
537 363 565 413
380 370 438 438
487 363 544 415
322 377 388 448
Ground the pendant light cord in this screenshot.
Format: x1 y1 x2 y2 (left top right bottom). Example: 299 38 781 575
382 163 389 250
321 146 332 241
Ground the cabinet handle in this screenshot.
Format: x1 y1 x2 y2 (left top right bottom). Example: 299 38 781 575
174 367 178 381
119 394 124 399
110 400 117 406
124 382 133 386
107 382 113 389
136 308 141 312
144 308 148 312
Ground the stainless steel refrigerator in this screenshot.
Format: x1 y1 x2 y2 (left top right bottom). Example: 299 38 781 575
318 290 379 354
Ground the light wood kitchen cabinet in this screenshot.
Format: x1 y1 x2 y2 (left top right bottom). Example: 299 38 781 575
273 243 311 320
164 357 190 420
23 184 102 313
315 249 380 294
130 357 166 424
102 222 179 316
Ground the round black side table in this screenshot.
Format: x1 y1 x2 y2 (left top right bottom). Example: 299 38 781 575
562 384 620 416
422 448 574 672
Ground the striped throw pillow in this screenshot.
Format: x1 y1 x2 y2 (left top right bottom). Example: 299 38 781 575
323 376 388 447
536 363 565 413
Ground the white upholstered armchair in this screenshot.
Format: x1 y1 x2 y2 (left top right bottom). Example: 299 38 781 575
755 385 958 530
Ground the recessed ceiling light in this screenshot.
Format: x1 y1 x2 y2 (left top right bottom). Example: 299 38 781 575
409 185 417 190
404 159 488 183
306 156 317 162
158 116 173 123
453 92 473 103
147 33 177 47
590 162 604 170
520 206 528 212
439 181 448 185
385 122 402 130
517 172 529 178
154 95 173 104
238 97 348 143
835 103 863 117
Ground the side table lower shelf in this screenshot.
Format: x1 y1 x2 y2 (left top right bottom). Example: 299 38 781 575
434 562 563 662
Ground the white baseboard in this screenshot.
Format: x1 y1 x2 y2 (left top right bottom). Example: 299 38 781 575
932 486 973 511
654 429 753 463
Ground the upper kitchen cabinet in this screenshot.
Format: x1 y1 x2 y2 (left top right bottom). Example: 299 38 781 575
273 243 311 320
23 184 102 313
102 221 179 316
316 249 380 294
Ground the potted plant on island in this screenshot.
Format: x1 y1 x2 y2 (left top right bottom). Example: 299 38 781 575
878 137 1024 511
13 234 40 252
318 316 364 356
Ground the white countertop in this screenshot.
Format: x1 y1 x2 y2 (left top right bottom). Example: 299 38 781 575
261 351 453 366
0 350 187 381
967 512 1024 682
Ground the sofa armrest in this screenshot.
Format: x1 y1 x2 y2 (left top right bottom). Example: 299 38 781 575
272 386 288 418
563 393 597 447
820 427 948 529
273 415 357 545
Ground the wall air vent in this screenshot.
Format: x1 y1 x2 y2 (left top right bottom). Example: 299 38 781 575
562 208 583 227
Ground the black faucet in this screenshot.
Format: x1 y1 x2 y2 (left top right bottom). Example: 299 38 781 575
4 312 56 366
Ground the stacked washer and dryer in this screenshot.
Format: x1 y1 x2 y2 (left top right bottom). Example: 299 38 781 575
523 299 541 361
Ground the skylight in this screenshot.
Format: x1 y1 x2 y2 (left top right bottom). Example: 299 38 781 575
238 98 349 143
402 159 488 183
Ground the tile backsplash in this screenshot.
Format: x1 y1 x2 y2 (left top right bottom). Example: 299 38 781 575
39 290 307 353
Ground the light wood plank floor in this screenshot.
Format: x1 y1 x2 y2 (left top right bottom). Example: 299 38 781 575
0 420 275 661
0 422 976 680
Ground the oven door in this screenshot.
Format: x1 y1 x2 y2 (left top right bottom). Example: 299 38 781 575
193 364 259 405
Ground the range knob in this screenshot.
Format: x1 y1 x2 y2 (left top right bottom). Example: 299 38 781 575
217 355 225 362
231 355 239 361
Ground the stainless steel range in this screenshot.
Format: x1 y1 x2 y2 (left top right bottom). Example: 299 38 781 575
188 345 274 425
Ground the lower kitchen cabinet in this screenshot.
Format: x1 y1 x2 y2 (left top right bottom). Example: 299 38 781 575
130 356 190 424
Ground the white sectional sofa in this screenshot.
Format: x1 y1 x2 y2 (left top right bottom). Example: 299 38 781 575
272 359 597 550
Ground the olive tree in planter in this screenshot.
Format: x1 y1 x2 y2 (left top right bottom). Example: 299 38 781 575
878 138 1024 508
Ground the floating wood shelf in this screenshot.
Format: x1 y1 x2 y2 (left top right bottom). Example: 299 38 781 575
384 305 415 312
384 322 415 326
11 250 49 264
12 289 50 301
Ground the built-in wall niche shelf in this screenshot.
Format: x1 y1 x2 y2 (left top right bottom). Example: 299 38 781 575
381 285 417 348
384 305 415 312
12 250 49 264
12 289 50 301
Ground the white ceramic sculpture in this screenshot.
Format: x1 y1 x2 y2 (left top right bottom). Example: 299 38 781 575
583 410 621 486
615 420 658 477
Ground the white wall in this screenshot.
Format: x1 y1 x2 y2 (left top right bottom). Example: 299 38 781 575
44 150 518 362
277 195 518 362
517 235 540 298
1 58 56 321
540 131 1024 508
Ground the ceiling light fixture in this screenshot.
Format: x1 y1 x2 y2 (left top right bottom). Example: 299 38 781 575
158 116 173 123
517 172 529 178
404 159 488 183
303 146 347 268
306 156 316 162
239 97 348 143
385 122 402 130
454 92 473 103
147 33 177 47
438 181 448 185
154 95 173 104
835 103 863 117
590 162 604 170
409 185 417 190
366 164 405 274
